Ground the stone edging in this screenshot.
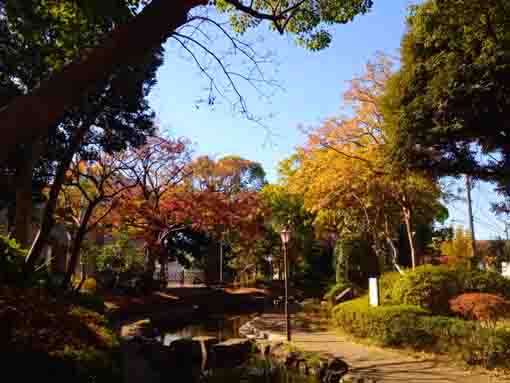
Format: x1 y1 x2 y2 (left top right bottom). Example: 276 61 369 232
239 318 350 383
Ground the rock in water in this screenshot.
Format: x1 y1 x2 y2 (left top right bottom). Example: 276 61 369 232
211 338 253 368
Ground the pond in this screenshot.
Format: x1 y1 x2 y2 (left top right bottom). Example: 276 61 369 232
155 314 319 383
157 314 254 345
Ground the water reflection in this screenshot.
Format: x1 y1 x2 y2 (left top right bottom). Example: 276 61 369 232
159 314 253 342
156 316 319 383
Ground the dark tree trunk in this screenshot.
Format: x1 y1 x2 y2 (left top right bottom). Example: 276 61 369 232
25 126 88 271
0 0 206 162
62 204 95 289
13 142 43 248
14 158 33 249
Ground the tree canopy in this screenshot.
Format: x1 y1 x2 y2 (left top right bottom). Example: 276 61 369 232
0 0 374 160
381 0 510 184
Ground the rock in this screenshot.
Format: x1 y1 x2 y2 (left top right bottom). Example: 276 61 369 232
169 338 202 367
192 336 218 369
298 360 308 375
254 340 272 356
211 338 254 368
323 357 349 383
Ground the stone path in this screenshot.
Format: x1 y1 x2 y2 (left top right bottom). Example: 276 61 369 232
251 313 510 383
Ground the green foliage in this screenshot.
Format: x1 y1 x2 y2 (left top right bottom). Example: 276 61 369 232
333 296 510 368
390 265 459 314
70 292 105 314
333 296 429 346
0 234 27 283
381 0 510 182
324 280 352 303
378 271 402 305
456 268 510 300
216 0 374 51
96 231 144 274
439 227 473 266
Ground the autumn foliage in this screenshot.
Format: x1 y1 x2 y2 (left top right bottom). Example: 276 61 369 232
449 293 510 325
0 285 117 355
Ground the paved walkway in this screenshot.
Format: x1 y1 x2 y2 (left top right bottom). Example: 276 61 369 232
251 313 510 383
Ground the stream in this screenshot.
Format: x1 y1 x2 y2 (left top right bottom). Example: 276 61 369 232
155 314 319 383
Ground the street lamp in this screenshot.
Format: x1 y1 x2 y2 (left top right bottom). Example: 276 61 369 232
216 224 225 284
280 226 291 342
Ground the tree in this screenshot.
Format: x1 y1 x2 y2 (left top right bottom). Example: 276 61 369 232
285 55 444 272
56 152 138 288
0 0 374 161
439 227 473 267
187 155 266 195
380 0 510 184
1 2 162 267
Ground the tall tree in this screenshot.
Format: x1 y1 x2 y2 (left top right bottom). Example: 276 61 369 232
57 152 138 288
0 0 374 161
380 0 510 184
286 55 444 271
1 1 162 266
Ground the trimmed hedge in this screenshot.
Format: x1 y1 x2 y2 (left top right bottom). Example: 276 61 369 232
456 268 510 299
390 265 459 315
333 296 510 368
378 271 402 305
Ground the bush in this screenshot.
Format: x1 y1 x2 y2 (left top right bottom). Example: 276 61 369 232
0 286 120 382
391 265 459 314
450 293 510 325
324 280 352 303
333 296 429 346
333 296 510 368
456 268 510 299
80 277 97 294
70 292 106 314
378 271 402 305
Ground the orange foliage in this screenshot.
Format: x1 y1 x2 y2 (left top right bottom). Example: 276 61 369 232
449 293 510 324
0 285 116 356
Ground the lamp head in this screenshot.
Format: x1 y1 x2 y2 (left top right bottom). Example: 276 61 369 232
280 226 291 245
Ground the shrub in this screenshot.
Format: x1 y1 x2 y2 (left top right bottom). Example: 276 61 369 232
449 293 510 325
333 296 429 346
324 280 352 303
0 286 120 382
333 296 510 368
456 268 510 299
378 271 402 305
80 277 97 294
391 265 459 314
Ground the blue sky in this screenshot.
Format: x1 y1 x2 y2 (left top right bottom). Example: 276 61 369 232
148 1 507 240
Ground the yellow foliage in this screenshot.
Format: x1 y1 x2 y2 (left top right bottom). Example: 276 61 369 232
440 227 473 266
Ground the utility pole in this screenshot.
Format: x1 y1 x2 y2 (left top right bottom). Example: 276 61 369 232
466 175 478 268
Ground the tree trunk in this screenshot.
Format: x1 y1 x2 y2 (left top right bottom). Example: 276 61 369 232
0 0 206 162
402 206 416 269
25 126 88 271
13 142 44 248
62 204 94 289
14 157 33 249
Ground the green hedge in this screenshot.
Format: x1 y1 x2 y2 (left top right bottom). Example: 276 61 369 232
390 265 459 315
333 297 510 368
381 266 510 314
457 268 510 299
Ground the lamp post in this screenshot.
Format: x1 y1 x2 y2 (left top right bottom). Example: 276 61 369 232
216 224 225 284
280 226 291 342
